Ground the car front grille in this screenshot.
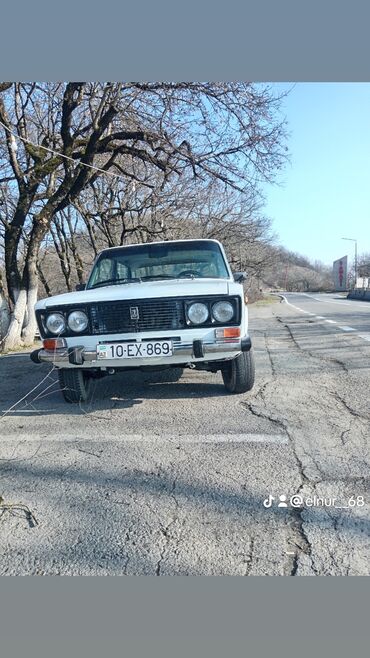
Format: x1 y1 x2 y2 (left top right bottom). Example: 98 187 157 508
88 298 187 334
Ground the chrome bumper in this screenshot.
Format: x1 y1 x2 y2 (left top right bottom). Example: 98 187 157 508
31 336 251 365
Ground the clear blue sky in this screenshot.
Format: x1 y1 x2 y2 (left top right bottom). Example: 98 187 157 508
263 83 370 267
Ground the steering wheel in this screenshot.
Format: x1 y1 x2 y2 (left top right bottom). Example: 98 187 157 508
178 270 202 278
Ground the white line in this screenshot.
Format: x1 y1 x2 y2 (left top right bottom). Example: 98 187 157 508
338 326 356 332
0 117 129 183
0 433 289 444
280 295 295 309
280 296 310 314
324 320 337 324
0 409 53 414
315 316 326 320
358 334 370 342
298 293 370 308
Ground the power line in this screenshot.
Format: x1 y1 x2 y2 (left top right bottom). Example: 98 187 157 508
0 118 126 181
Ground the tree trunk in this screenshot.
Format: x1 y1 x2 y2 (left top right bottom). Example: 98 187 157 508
22 281 39 345
4 191 37 304
2 289 27 350
0 289 10 345
3 218 45 349
20 223 44 345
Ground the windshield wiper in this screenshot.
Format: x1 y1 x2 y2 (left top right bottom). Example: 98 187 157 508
89 277 141 289
140 275 177 281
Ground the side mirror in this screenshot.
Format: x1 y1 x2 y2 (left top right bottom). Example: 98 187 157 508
75 283 86 291
233 271 247 283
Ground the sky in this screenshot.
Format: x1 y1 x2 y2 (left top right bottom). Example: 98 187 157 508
262 83 370 267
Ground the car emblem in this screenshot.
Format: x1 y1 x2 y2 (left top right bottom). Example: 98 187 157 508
130 306 140 320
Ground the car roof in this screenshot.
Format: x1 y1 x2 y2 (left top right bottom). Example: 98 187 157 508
98 239 223 254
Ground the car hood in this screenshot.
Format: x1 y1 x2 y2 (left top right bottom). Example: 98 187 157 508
35 278 235 310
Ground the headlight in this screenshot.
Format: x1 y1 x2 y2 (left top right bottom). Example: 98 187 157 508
212 301 234 323
68 310 88 332
187 302 209 325
45 312 66 335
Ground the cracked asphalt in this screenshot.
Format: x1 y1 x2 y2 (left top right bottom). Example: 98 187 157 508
0 293 369 576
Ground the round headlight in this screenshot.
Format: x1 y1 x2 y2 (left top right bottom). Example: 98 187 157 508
187 302 209 325
46 312 66 335
212 301 234 323
68 310 88 333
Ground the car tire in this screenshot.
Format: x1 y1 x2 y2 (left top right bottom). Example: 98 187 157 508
221 350 255 394
58 368 92 403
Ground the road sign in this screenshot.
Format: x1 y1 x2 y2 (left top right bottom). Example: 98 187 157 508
333 256 348 291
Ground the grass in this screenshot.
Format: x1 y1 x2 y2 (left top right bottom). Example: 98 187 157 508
0 340 41 356
250 294 280 307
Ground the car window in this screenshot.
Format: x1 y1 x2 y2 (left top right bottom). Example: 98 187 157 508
94 258 113 283
87 241 229 288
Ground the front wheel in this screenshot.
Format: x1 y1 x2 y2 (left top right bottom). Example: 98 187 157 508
58 368 92 403
222 350 255 394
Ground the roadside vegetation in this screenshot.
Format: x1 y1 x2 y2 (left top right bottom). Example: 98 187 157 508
0 82 333 350
250 294 279 307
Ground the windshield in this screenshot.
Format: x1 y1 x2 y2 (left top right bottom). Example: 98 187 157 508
87 241 230 289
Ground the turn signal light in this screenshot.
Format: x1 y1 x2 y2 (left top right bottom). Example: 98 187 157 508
215 328 241 339
43 338 67 351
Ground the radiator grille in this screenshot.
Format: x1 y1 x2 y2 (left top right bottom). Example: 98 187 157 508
89 298 186 334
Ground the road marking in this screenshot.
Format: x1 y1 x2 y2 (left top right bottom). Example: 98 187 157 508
278 296 364 340
280 296 316 317
280 295 300 310
293 293 370 308
0 433 290 444
358 334 370 342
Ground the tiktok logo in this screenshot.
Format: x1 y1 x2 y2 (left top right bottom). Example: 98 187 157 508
263 494 275 508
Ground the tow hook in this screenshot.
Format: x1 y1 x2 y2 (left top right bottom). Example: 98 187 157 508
30 349 42 363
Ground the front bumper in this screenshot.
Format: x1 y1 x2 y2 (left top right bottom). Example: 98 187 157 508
31 336 252 367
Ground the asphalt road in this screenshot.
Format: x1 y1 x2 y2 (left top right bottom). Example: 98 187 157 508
0 292 369 575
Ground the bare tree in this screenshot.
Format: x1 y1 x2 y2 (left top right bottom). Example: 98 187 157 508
0 82 288 348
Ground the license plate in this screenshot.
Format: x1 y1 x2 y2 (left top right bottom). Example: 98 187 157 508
97 340 173 359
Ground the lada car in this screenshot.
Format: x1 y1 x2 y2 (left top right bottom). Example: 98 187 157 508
31 239 255 402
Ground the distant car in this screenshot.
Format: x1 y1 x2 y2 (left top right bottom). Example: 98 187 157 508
31 239 255 402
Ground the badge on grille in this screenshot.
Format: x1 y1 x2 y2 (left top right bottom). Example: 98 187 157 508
130 306 140 320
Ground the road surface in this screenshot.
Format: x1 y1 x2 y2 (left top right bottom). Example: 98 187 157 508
0 292 369 575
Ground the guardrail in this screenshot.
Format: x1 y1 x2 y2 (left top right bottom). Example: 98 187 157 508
347 289 370 301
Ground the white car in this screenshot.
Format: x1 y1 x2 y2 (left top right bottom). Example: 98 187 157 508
31 239 255 402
